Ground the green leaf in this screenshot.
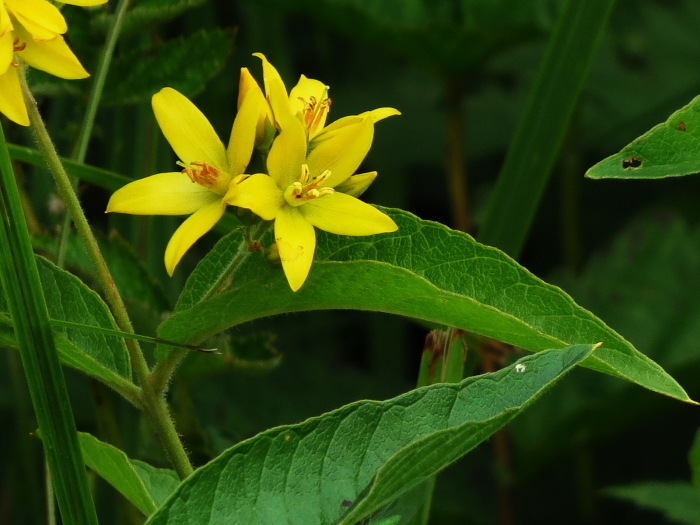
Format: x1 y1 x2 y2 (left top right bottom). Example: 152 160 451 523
0 313 137 403
146 345 594 525
33 232 170 313
478 0 616 257
103 28 234 105
604 482 700 525
0 119 98 523
510 215 700 474
161 208 689 402
92 0 207 36
586 93 700 180
78 432 180 516
36 257 131 379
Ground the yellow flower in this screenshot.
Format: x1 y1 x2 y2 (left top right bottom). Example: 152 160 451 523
225 112 398 292
107 87 259 275
0 0 106 125
246 53 400 145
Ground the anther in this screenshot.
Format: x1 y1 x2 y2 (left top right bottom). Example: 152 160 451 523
12 38 26 53
179 161 220 187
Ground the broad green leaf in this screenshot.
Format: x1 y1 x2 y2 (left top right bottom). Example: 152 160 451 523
92 0 207 36
160 208 689 402
0 256 130 379
511 215 700 473
586 93 700 180
103 29 234 105
34 233 170 313
146 345 594 525
78 432 180 516
604 482 699 525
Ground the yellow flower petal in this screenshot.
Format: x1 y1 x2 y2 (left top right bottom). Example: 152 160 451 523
152 87 228 171
275 205 316 291
0 65 28 126
106 172 219 215
164 200 225 276
334 171 377 198
60 0 108 5
300 192 397 236
227 89 259 176
0 4 11 36
312 115 363 141
253 52 296 130
238 67 272 145
307 116 374 188
16 27 88 79
225 173 284 221
5 0 67 40
358 107 401 123
0 31 13 75
266 117 307 188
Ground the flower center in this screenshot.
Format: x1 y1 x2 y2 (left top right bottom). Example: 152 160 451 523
178 161 230 194
298 91 331 136
283 164 334 207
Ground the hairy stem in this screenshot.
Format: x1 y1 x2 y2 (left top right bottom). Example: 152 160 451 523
22 75 151 387
22 74 194 478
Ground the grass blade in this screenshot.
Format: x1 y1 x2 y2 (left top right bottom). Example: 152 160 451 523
0 125 99 524
478 0 616 258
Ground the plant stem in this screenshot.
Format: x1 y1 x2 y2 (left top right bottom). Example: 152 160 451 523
74 0 131 164
21 74 151 388
445 81 470 232
58 0 131 266
142 389 194 479
22 73 195 477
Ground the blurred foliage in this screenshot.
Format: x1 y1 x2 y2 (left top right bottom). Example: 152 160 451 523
2 0 700 523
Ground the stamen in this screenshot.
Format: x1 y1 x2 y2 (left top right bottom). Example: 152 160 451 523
298 89 331 135
12 38 26 53
180 161 220 188
284 166 334 206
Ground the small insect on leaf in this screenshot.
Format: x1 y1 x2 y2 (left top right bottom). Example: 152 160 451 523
677 121 686 132
622 156 642 169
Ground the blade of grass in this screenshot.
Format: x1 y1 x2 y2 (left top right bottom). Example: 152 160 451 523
0 124 98 524
478 0 616 258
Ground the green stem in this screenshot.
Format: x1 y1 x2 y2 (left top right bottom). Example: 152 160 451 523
22 72 194 477
58 0 131 266
142 390 194 479
45 459 56 525
21 73 151 388
74 0 131 163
